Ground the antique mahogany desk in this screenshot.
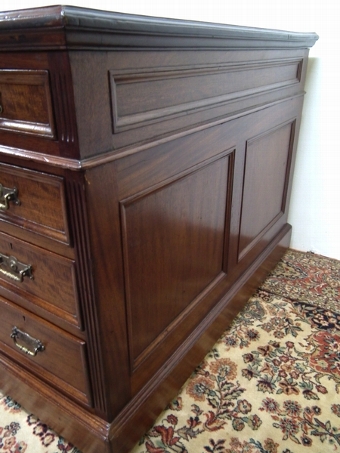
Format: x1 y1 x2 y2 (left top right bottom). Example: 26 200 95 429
0 6 317 453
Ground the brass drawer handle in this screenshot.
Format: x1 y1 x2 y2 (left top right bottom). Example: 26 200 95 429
0 183 21 211
11 326 45 357
0 253 33 282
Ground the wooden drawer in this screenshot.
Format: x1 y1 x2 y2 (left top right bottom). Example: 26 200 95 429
0 231 80 328
0 69 55 139
0 296 91 405
0 163 70 244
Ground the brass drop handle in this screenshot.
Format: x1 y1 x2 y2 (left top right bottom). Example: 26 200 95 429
0 253 33 282
11 326 45 357
0 183 20 211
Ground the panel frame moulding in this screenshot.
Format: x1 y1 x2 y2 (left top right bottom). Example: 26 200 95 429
109 58 303 134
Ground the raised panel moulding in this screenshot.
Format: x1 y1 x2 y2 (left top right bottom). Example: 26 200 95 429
110 58 303 133
120 150 232 371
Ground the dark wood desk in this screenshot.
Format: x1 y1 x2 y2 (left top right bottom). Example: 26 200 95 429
0 6 318 452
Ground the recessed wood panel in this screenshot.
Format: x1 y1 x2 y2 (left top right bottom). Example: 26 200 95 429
238 121 294 260
121 156 230 369
110 59 301 132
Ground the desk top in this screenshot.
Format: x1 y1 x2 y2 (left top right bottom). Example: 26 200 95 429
0 5 318 51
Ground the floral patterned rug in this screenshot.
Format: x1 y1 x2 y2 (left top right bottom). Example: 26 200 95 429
0 402 80 453
1 249 340 453
260 249 340 313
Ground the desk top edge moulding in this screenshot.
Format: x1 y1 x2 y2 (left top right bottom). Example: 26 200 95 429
0 6 318 453
0 6 318 50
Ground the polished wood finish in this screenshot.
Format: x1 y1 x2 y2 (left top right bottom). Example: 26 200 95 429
0 296 90 405
0 163 69 243
239 121 295 261
0 69 55 139
0 6 318 453
0 231 79 327
0 52 79 158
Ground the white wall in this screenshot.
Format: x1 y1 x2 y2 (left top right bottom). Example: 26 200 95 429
1 1 339 259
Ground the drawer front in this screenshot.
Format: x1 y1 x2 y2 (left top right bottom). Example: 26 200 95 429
0 297 91 405
0 231 80 328
0 163 70 244
0 69 55 139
